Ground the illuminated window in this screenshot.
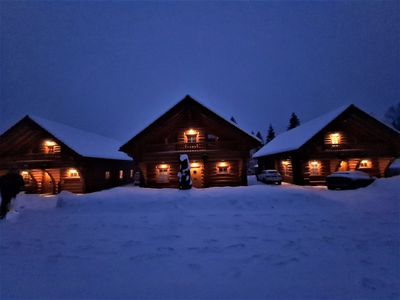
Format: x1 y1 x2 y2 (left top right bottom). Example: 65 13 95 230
359 160 372 169
130 169 134 178
309 161 321 176
105 171 110 180
217 162 229 174
338 161 349 171
20 171 30 183
185 129 198 143
119 170 124 180
330 133 341 145
67 168 79 178
44 140 57 154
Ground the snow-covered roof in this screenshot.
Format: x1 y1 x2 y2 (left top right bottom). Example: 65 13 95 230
253 105 351 158
29 115 131 160
121 95 261 149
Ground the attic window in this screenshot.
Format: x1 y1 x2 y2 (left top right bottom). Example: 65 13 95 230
185 129 198 143
329 133 341 145
44 140 57 154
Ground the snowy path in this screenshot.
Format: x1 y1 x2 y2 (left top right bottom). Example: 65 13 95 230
0 177 399 299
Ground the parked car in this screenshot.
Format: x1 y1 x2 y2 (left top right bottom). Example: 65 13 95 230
326 171 375 190
257 169 282 185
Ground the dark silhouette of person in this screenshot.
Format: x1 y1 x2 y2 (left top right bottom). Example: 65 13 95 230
0 170 25 219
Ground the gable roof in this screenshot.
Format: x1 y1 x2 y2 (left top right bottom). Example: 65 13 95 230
253 104 399 158
120 95 261 151
6 115 131 160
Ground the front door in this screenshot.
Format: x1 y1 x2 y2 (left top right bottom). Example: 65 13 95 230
42 171 54 194
190 163 203 188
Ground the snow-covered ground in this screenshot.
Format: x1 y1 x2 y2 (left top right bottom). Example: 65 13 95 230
1 176 399 300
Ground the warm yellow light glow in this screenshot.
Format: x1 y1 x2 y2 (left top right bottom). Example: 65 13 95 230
191 162 200 168
330 133 341 145
67 168 79 178
359 159 372 169
218 161 229 167
44 140 56 146
186 129 198 136
310 161 319 166
20 171 29 176
158 164 169 169
281 160 290 165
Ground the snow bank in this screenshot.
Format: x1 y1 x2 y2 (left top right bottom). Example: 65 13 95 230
1 177 399 300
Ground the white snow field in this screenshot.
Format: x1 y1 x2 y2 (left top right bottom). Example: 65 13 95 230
1 176 399 300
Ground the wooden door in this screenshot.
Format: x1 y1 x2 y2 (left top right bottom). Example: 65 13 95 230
42 171 54 194
190 164 203 188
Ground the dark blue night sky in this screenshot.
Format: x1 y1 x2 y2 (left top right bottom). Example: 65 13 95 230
1 1 399 141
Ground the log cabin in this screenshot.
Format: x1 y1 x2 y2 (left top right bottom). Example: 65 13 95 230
120 95 262 188
253 104 400 185
0 115 133 194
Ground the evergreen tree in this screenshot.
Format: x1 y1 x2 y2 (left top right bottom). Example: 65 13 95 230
256 131 263 143
288 113 300 130
385 102 400 131
266 124 275 143
230 116 237 124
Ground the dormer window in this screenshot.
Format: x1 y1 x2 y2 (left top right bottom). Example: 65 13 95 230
185 129 198 143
